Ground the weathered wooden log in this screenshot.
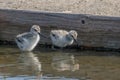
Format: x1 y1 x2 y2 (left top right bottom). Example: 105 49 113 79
0 9 120 49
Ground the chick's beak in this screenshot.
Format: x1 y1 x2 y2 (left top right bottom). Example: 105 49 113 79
73 38 80 47
39 33 49 39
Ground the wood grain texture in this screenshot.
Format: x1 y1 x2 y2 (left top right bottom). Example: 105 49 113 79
0 9 120 49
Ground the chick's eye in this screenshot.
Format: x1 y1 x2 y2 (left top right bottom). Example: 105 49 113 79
52 34 56 37
34 29 37 31
71 35 74 38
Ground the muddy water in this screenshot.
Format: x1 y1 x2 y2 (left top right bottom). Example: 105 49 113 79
0 45 120 80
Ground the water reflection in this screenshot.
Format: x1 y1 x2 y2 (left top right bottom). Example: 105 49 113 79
0 51 80 80
18 52 42 77
52 53 79 71
0 46 120 80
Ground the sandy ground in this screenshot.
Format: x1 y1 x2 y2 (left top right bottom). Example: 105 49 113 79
0 0 119 16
